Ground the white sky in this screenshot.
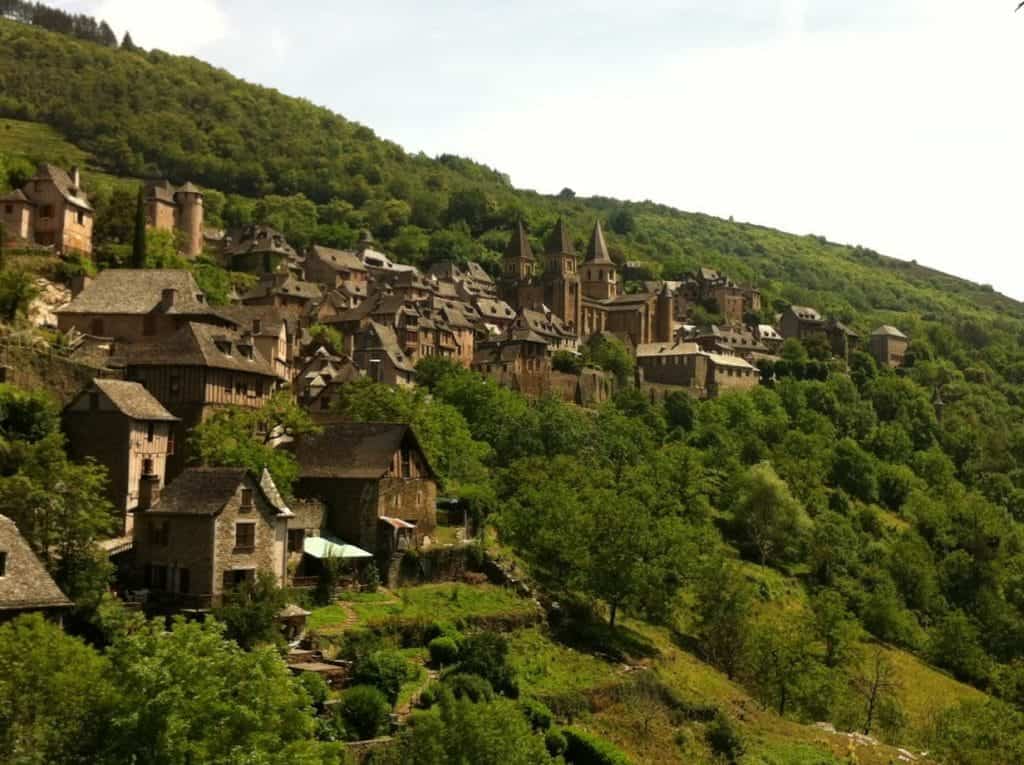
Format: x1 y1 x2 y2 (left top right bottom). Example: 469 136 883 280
55 0 1024 298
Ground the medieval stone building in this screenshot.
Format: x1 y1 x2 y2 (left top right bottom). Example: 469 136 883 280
294 422 438 560
144 180 205 257
870 325 909 369
132 467 292 609
0 514 72 624
63 379 178 533
0 164 93 254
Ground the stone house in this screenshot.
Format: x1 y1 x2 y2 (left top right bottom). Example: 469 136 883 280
132 467 292 610
472 329 551 398
0 514 73 624
144 180 204 257
636 341 760 398
214 305 295 380
303 245 369 303
56 269 233 343
241 273 323 320
779 305 825 340
63 379 178 533
294 422 438 559
690 325 771 362
225 224 298 273
0 164 93 254
870 325 909 369
351 321 416 386
125 322 282 479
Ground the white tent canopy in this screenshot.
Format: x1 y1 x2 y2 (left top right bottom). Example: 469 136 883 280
302 536 373 560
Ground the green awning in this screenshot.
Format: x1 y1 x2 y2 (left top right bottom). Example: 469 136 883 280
303 536 374 560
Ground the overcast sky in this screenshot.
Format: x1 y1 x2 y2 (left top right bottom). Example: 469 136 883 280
54 0 1024 297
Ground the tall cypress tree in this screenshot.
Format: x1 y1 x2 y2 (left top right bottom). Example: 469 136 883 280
121 31 136 51
131 187 147 268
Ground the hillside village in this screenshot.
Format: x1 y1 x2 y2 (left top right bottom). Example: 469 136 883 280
6 5 1024 757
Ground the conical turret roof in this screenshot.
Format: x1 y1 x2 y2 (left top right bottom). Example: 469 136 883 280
544 218 575 255
585 220 612 264
504 220 534 261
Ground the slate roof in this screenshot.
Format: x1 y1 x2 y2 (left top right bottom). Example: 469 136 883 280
242 275 322 303
636 341 701 358
213 305 290 338
789 305 823 322
58 270 211 316
308 245 367 273
89 379 179 421
872 325 908 339
504 220 534 261
145 180 177 204
31 164 92 211
295 422 436 480
545 218 575 255
585 220 612 264
474 298 516 320
125 322 279 378
145 467 292 517
225 225 296 257
357 321 415 373
0 514 72 612
0 189 31 203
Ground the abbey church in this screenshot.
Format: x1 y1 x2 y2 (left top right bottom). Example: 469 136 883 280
498 218 674 347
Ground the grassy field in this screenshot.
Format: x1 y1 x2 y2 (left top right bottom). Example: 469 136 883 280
309 582 536 634
0 117 89 167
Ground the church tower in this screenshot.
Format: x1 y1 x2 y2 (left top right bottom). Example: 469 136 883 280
502 220 536 283
581 220 619 301
655 282 674 343
542 218 581 330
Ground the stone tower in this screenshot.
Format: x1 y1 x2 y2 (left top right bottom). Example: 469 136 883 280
655 283 674 343
581 220 619 301
173 182 204 258
542 218 581 331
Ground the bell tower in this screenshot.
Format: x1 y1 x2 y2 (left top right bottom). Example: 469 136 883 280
581 220 619 301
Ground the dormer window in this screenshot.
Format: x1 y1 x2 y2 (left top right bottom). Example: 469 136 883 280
215 341 232 355
240 488 254 511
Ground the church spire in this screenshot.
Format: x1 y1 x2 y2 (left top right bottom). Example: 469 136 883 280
585 220 612 264
544 218 574 256
504 219 534 262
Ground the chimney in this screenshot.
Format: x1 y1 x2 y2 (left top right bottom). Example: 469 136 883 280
160 288 177 311
138 469 161 512
70 274 93 297
70 166 80 191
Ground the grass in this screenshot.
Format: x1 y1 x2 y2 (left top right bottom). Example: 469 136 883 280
0 118 89 167
349 583 534 626
509 627 618 698
307 605 349 632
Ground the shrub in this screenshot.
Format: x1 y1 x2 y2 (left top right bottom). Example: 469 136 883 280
417 681 442 709
458 631 519 698
428 636 460 666
296 671 329 707
563 727 633 764
364 562 380 593
520 698 554 731
352 649 415 705
444 673 494 703
336 685 391 741
545 727 568 757
705 712 745 764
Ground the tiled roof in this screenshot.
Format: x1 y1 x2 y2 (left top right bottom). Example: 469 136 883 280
89 379 179 421
125 322 279 378
872 325 907 339
0 514 72 612
295 421 435 480
544 218 575 255
585 220 612 264
31 164 92 211
242 275 322 302
0 189 30 203
308 245 367 273
145 467 292 517
58 269 210 316
504 220 534 261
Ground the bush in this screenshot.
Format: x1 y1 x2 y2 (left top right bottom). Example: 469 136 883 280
563 727 633 765
417 682 442 709
520 698 554 731
352 649 416 705
545 727 568 757
336 685 391 741
428 636 460 666
296 671 329 707
705 712 745 764
444 673 494 703
458 631 519 698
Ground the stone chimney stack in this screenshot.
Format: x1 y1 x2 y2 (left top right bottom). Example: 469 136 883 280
70 166 80 190
138 469 161 512
160 288 177 311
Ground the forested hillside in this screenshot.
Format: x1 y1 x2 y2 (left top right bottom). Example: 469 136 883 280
7 12 1024 763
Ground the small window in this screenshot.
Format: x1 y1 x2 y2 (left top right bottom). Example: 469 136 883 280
76 210 84 225
3 204 12 214
234 379 246 396
0 551 7 577
222 569 253 591
142 458 154 475
240 488 253 510
151 521 169 546
150 564 168 590
288 529 305 553
401 448 412 479
234 522 255 551
40 204 53 218
147 423 155 442
167 432 175 456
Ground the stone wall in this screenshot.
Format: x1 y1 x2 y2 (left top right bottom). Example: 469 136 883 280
0 341 102 406
211 482 288 600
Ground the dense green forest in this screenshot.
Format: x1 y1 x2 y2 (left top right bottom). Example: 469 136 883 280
5 10 1024 763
